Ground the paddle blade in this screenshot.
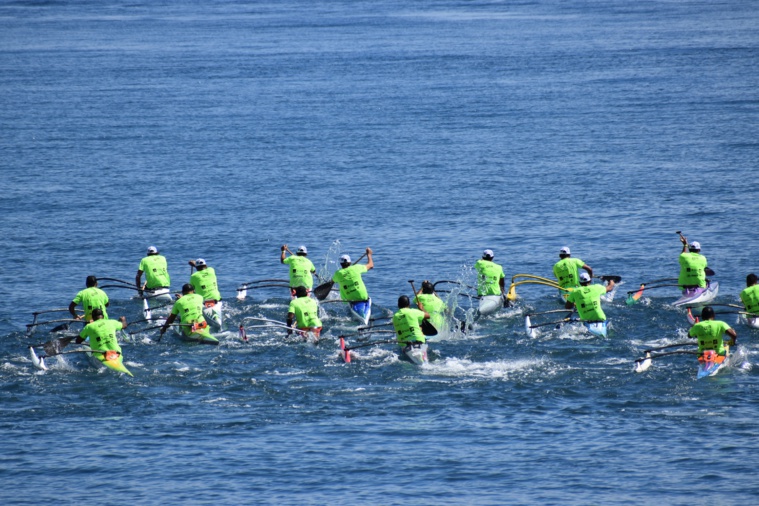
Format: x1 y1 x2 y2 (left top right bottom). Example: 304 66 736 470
421 320 437 336
600 275 622 283
705 267 715 276
313 280 334 301
506 283 517 301
626 285 645 305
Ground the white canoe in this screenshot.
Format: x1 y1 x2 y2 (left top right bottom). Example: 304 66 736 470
584 321 608 338
202 300 223 331
143 287 173 303
401 342 428 365
478 295 503 316
746 315 759 329
673 281 719 307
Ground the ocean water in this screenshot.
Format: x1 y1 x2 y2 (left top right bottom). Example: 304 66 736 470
2 1 758 504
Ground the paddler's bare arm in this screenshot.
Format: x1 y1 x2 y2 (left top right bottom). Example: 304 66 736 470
365 247 374 270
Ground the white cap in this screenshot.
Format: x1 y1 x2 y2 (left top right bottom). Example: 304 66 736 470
560 246 571 255
579 272 591 283
483 249 494 259
297 245 308 254
147 246 158 254
195 258 206 267
689 241 701 251
339 254 351 264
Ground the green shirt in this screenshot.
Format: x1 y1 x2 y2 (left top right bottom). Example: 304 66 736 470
553 257 585 289
170 293 208 336
288 296 322 328
138 255 170 289
393 307 426 345
190 267 221 302
474 259 504 296
740 285 759 314
689 319 731 354
72 287 109 321
678 252 707 289
79 318 123 353
332 264 369 301
566 284 607 321
415 293 446 330
283 256 316 289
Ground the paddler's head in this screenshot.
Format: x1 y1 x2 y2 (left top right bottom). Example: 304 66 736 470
339 254 351 268
579 272 591 286
747 273 757 287
559 246 571 258
688 241 701 253
421 281 434 294
194 258 207 270
91 308 104 321
398 295 410 308
295 286 308 298
700 306 715 321
181 283 195 295
86 275 98 288
482 249 494 261
147 246 158 256
296 245 308 256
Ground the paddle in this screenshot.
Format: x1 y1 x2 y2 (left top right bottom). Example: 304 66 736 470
30 335 79 356
634 350 700 373
313 252 368 301
409 280 438 336
596 275 622 283
528 315 576 329
625 284 681 305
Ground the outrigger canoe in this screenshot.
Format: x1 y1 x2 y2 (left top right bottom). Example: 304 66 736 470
697 347 729 379
348 299 371 326
478 295 504 316
673 281 719 307
401 342 428 365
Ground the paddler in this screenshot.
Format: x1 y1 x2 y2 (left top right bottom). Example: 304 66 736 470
553 246 593 291
678 236 708 291
287 285 323 339
565 272 614 323
739 273 759 316
281 244 316 295
688 306 737 356
332 247 374 302
474 249 505 297
160 283 212 340
69 275 109 322
393 295 430 348
415 280 447 331
135 246 171 299
188 258 222 329
76 308 127 362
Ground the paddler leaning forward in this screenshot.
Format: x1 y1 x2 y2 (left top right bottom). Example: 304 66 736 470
76 308 132 376
565 272 614 337
287 285 323 342
393 295 431 363
160 284 218 345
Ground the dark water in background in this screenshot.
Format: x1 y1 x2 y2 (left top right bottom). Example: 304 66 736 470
2 1 758 504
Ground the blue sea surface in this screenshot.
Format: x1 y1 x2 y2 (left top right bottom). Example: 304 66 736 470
1 1 758 504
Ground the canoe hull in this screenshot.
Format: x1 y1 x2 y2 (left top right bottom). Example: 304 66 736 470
584 320 608 338
697 349 728 379
478 295 503 316
401 342 428 365
673 282 719 307
349 299 371 326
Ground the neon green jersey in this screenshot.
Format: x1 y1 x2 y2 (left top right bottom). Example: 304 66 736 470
283 256 316 289
678 252 707 289
72 287 109 321
740 285 759 315
474 259 504 296
332 264 369 301
689 320 731 354
416 293 446 330
393 307 426 345
288 296 322 328
566 284 607 321
79 318 123 353
171 293 208 336
553 257 585 289
190 267 221 301
138 255 170 289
